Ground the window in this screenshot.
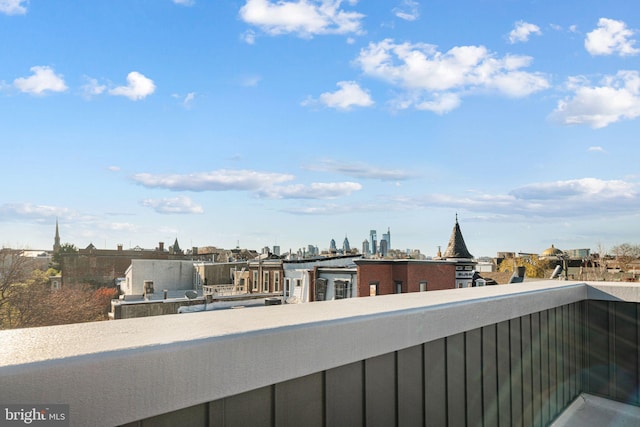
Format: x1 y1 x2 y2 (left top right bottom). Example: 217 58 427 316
335 280 349 299
274 271 280 292
263 271 269 292
395 281 403 294
285 278 291 295
252 271 258 291
316 278 327 301
419 281 428 292
369 281 379 296
295 279 301 287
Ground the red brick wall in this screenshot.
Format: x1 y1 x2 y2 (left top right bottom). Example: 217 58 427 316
356 261 456 296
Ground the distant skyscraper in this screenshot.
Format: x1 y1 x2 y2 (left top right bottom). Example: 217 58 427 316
343 236 350 253
370 230 377 255
273 245 280 256
382 227 391 251
330 239 337 252
380 239 388 257
362 240 370 256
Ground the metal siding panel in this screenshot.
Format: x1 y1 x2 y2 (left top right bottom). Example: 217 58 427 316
539 310 550 427
562 305 570 408
568 304 576 400
613 302 638 404
447 333 466 427
275 372 323 427
326 362 364 427
510 317 523 427
555 307 564 413
140 403 207 427
482 324 499 427
497 320 511 427
548 308 558 419
397 345 424 427
587 300 610 397
218 386 273 427
466 328 483 427
425 338 447 427
521 315 533 427
365 352 396 427
530 312 542 427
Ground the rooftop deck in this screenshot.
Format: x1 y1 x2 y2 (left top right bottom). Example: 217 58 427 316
1 280 639 426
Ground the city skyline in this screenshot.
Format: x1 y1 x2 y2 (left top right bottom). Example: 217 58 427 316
1 1 639 257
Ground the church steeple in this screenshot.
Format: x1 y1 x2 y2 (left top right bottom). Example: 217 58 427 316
442 215 473 259
53 218 61 252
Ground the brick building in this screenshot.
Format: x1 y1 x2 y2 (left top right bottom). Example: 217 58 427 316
355 259 458 296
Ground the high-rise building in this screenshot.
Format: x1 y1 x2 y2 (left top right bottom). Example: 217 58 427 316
362 240 370 257
370 230 377 255
343 236 350 253
379 239 388 257
330 239 337 252
273 245 281 256
382 227 391 251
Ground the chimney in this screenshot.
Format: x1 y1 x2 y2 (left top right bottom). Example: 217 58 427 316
117 244 123 251
159 242 165 252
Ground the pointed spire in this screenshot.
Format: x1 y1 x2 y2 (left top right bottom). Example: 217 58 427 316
53 218 61 252
443 216 473 259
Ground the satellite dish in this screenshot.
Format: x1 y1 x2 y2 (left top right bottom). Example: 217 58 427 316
185 290 198 299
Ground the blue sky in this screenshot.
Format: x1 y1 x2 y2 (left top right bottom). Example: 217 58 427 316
1 0 639 257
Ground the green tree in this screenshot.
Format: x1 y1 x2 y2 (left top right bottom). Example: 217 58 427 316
498 255 553 279
50 243 78 272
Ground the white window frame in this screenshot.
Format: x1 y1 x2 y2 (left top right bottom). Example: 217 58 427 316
274 271 280 292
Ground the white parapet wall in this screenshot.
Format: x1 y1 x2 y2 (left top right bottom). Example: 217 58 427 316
0 281 638 426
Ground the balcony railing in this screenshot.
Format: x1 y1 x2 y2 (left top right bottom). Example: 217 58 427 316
202 284 247 296
1 281 639 426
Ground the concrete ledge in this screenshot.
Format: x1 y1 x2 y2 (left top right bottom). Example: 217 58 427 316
0 281 637 426
551 393 640 427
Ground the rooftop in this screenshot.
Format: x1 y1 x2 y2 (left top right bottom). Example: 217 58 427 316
1 280 639 426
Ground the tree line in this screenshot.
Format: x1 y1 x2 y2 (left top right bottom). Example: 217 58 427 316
0 248 116 330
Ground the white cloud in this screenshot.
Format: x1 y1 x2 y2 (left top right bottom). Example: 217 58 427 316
141 196 204 214
0 203 74 221
313 80 374 110
240 75 262 87
81 77 106 99
393 0 419 22
551 70 640 128
13 66 68 95
508 21 542 44
0 0 27 15
395 178 640 219
415 92 461 114
132 169 294 192
172 0 194 6
588 146 606 153
132 169 363 201
258 181 362 199
307 159 415 181
585 18 639 56
239 0 364 38
241 30 257 44
354 39 549 113
180 92 196 108
108 71 156 101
